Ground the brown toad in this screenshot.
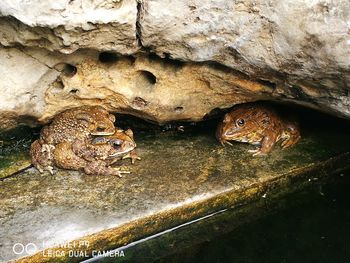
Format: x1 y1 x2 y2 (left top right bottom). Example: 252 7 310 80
40 105 116 144
216 104 301 156
32 129 139 176
31 105 116 173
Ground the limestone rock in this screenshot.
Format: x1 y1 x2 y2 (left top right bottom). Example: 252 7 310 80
0 0 349 129
0 47 272 128
0 47 60 129
0 0 138 54
1 45 350 130
140 0 350 116
141 0 349 77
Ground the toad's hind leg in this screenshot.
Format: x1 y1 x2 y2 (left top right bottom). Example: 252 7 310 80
281 133 301 149
281 122 301 149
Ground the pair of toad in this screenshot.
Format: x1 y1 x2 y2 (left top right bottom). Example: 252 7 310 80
31 106 140 177
31 103 301 176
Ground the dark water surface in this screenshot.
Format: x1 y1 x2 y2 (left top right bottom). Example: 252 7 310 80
152 176 350 263
101 175 349 263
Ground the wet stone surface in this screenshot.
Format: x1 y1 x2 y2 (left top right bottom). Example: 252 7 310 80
0 126 34 179
0 120 350 262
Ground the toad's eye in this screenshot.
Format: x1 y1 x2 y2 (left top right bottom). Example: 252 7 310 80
113 140 123 149
92 137 107 144
236 119 245 127
96 127 105 132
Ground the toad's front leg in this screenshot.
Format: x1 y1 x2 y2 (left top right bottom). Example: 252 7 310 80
71 139 98 161
30 140 55 174
249 133 277 156
122 150 141 164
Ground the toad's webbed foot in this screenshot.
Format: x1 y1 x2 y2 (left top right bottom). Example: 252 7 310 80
220 140 233 146
281 138 291 149
33 163 55 174
281 135 301 149
46 165 54 175
112 168 131 177
122 150 141 164
248 148 267 156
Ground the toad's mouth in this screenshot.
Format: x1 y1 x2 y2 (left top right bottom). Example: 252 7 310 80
108 141 137 158
108 148 135 158
221 133 241 140
91 131 115 136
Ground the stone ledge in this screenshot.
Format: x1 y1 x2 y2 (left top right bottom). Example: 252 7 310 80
0 127 349 262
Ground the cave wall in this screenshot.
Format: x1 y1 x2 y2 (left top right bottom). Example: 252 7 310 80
0 0 349 129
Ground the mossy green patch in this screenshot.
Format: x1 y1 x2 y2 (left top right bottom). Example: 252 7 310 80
0 126 36 178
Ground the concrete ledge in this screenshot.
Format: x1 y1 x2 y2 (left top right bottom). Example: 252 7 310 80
0 127 349 262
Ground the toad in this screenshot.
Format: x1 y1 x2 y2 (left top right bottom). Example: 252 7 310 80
216 104 301 156
40 105 116 145
31 129 140 176
31 105 116 172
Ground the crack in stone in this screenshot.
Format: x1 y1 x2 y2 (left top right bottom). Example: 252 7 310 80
136 0 144 48
18 48 55 71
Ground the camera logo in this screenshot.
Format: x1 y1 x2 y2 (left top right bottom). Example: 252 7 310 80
13 243 38 255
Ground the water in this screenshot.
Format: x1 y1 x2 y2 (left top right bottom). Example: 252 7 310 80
152 176 350 263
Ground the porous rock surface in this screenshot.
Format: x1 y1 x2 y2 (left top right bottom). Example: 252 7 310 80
0 47 273 128
0 0 138 54
0 0 349 129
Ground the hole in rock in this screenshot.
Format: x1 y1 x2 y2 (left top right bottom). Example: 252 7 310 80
99 52 118 64
148 52 184 71
126 55 136 65
63 64 77 77
56 79 64 89
257 79 277 91
132 97 149 109
174 107 184 113
137 70 157 86
49 79 65 95
70 89 79 94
